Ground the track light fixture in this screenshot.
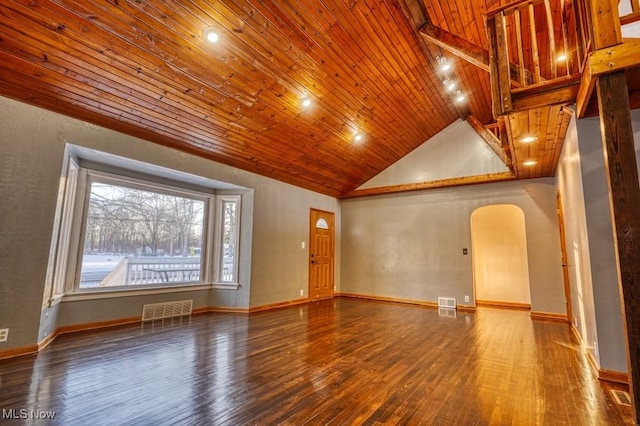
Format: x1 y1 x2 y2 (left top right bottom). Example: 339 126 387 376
437 56 467 104
443 79 456 92
436 56 451 72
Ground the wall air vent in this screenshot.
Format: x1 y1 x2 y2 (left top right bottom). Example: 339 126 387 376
437 297 457 309
611 389 632 406
142 300 193 322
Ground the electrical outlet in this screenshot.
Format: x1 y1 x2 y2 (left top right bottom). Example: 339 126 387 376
464 295 470 303
300 289 304 296
301 241 305 249
0 329 8 343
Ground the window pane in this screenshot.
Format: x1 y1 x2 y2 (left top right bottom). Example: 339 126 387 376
221 200 237 282
80 181 205 289
316 218 329 229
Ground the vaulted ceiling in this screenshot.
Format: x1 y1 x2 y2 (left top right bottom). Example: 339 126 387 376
0 0 637 197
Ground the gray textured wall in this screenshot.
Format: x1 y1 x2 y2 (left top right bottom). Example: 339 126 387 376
572 110 640 373
340 179 566 313
358 119 508 189
556 114 601 367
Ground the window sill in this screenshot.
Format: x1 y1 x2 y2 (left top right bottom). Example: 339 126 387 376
48 295 64 308
62 282 240 302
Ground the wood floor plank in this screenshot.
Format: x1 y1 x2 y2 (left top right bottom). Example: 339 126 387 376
0 298 633 425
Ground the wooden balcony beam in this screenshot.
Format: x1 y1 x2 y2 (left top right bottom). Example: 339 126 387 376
576 39 640 117
576 66 598 118
589 38 640 74
508 75 581 113
466 115 513 172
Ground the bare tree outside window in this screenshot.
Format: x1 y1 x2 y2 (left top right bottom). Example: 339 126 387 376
80 181 205 288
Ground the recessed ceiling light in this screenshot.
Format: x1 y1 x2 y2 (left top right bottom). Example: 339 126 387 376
523 160 538 166
455 92 465 103
521 136 537 143
354 133 364 143
301 97 311 108
557 53 567 62
441 63 451 72
203 27 220 44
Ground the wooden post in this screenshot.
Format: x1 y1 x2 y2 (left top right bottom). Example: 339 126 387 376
544 0 558 78
588 0 639 421
486 15 503 118
560 0 572 76
514 9 526 86
495 12 513 114
528 4 542 83
596 71 640 424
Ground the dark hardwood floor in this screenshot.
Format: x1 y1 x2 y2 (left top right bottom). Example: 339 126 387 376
0 298 633 425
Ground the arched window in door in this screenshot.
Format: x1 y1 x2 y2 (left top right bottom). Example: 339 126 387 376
315 218 329 229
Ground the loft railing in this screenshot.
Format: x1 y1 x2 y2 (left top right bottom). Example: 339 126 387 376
486 0 589 117
485 120 506 144
620 0 640 25
483 118 513 172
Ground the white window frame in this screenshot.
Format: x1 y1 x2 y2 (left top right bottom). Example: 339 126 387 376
214 195 241 283
49 147 243 301
45 157 80 307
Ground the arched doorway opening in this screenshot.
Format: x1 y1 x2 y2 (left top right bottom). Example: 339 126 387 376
471 204 531 309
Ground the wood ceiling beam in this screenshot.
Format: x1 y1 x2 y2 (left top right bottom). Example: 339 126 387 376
400 0 470 121
419 23 534 87
340 171 515 199
420 23 489 72
401 0 431 28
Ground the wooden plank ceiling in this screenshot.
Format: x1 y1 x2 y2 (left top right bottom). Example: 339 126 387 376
0 0 460 197
0 0 630 197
